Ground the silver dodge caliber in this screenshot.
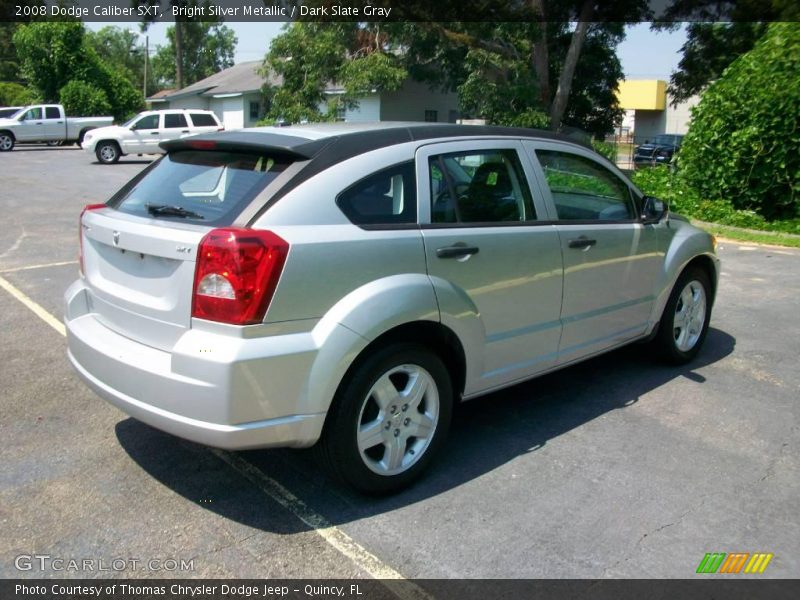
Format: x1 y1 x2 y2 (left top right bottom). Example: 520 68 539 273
65 123 719 493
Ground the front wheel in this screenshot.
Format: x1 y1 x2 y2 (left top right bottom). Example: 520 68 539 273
0 133 14 151
46 140 63 147
317 344 453 494
96 141 120 164
654 267 712 364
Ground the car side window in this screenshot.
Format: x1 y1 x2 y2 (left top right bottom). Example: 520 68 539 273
23 107 42 120
164 114 188 129
189 113 218 127
337 162 417 226
536 150 635 221
132 114 159 130
45 107 60 119
429 150 535 224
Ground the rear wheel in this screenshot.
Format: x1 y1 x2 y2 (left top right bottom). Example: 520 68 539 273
654 267 712 364
317 344 453 494
96 141 120 164
0 132 14 151
46 140 63 147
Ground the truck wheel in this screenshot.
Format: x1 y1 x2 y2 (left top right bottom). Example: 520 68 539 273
96 141 120 164
46 140 63 147
316 343 453 494
0 133 14 152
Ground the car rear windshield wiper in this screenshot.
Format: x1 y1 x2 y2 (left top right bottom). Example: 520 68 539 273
145 204 205 219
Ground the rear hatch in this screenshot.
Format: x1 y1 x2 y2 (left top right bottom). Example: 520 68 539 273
81 149 295 351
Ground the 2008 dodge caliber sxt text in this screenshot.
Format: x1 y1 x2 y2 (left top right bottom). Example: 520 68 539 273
65 123 719 493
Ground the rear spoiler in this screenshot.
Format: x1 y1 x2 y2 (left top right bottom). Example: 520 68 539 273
160 132 327 161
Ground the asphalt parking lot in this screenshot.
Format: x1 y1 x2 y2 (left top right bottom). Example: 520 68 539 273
1 145 798 581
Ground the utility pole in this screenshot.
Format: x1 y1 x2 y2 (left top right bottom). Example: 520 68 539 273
143 35 149 100
175 21 184 90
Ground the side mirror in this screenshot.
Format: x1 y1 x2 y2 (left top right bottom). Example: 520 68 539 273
642 195 668 224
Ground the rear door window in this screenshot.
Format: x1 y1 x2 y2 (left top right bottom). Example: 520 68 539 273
164 113 188 128
108 151 293 225
429 150 536 223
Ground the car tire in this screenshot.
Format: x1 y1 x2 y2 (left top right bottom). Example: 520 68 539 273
46 140 63 147
654 267 712 364
317 343 453 494
0 132 14 152
96 141 120 164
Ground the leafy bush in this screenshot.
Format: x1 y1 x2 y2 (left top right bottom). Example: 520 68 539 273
59 80 111 117
678 23 800 220
632 166 800 234
591 140 616 163
0 82 36 106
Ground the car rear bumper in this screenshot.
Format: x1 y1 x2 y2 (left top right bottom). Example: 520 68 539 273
64 281 327 450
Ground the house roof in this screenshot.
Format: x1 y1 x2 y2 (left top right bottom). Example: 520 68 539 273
164 61 280 100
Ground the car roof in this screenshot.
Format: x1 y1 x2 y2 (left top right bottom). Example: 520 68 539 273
162 121 590 159
161 122 596 226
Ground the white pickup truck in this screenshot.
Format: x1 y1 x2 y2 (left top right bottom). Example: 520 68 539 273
0 104 113 152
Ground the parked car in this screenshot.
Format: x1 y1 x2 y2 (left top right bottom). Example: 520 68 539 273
0 104 112 152
633 133 685 168
81 109 223 164
65 123 719 493
0 106 23 119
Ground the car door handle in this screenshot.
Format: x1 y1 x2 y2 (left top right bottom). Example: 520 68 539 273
436 245 480 259
181 130 190 133
568 237 597 249
150 132 159 135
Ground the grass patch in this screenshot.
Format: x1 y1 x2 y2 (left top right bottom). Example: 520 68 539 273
691 220 800 249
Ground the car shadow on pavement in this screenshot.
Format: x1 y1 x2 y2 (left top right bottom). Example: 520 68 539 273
116 327 735 532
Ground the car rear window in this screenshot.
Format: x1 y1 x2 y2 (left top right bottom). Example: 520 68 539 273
108 151 292 225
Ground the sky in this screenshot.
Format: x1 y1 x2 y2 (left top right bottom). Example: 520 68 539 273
87 21 688 81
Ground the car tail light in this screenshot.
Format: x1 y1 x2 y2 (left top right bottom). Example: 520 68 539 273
79 204 106 276
192 228 289 325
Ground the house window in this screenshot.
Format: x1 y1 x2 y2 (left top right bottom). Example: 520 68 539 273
335 104 346 122
249 101 260 120
448 109 459 124
424 110 438 123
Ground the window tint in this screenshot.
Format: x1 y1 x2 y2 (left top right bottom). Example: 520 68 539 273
429 150 535 224
537 150 635 221
133 114 159 130
189 113 218 127
23 107 42 120
337 162 417 225
109 151 292 225
45 106 60 119
164 113 188 128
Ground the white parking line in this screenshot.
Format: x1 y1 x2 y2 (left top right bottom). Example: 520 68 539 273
0 273 431 600
0 260 77 274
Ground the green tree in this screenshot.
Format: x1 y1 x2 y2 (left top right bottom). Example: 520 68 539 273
59 80 111 117
679 22 800 220
262 23 406 123
13 22 142 120
655 0 800 103
86 26 158 97
264 5 644 136
0 81 35 105
151 21 236 88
